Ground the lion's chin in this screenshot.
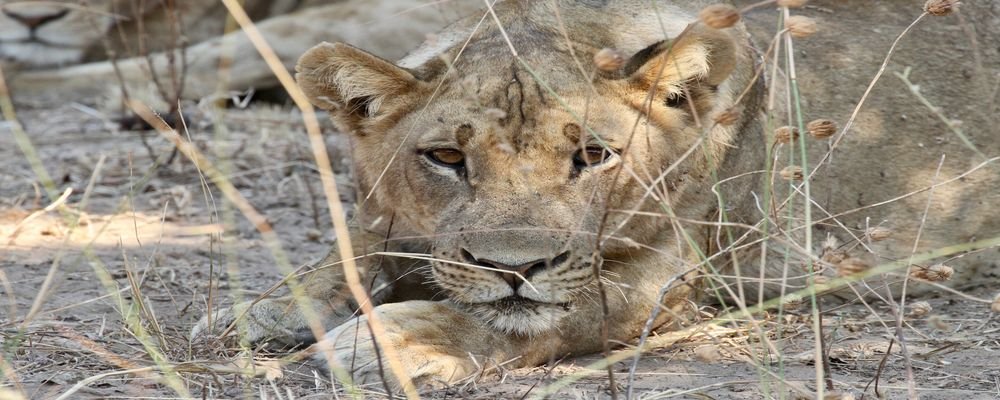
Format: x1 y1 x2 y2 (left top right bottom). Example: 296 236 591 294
1 41 85 67
469 297 572 336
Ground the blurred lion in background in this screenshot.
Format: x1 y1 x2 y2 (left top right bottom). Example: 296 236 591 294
2 0 482 103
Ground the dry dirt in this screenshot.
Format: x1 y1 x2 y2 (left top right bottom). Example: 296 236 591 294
2 1 1000 399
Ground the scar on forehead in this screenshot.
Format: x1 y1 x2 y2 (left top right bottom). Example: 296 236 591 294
456 123 475 146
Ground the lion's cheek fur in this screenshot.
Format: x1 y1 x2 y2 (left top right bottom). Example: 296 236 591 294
368 161 455 235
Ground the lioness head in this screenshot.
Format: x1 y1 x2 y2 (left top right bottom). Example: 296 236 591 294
297 2 758 335
0 0 118 66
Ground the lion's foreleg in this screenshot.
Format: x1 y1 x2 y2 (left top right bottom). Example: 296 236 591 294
313 252 698 388
191 230 396 348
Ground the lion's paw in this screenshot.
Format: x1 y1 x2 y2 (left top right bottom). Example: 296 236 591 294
191 298 327 348
312 301 481 390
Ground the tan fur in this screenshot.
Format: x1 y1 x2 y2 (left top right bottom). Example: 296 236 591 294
196 0 770 388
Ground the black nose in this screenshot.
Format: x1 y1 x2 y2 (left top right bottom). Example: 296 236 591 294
462 250 570 291
3 8 69 30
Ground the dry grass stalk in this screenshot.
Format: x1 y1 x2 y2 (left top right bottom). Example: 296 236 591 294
775 126 799 144
924 0 961 16
780 165 804 181
820 240 846 265
807 119 837 139
908 264 954 282
782 293 805 310
777 0 808 8
865 226 893 242
908 301 932 317
785 15 818 38
836 258 871 277
698 4 740 29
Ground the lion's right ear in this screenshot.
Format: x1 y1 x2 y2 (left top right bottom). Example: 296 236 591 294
296 42 420 131
602 24 738 107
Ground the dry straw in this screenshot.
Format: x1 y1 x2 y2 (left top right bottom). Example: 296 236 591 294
785 15 818 38
807 118 837 139
777 0 808 7
782 293 805 310
698 4 740 29
779 165 804 181
821 250 846 265
908 264 954 282
865 226 893 242
908 301 932 317
924 0 961 16
835 258 871 277
775 126 799 144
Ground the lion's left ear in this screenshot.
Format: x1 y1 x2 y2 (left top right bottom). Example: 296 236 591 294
611 24 738 99
296 42 422 132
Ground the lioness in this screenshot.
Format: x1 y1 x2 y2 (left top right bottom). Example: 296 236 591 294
3 0 483 102
0 0 312 67
194 0 775 388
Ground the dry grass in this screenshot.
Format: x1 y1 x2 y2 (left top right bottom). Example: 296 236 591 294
2 0 999 399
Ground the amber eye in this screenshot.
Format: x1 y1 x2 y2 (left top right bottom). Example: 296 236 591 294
573 146 615 169
425 148 465 168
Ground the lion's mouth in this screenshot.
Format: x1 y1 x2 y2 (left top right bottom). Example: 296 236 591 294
485 295 571 311
469 295 574 335
1 37 80 49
